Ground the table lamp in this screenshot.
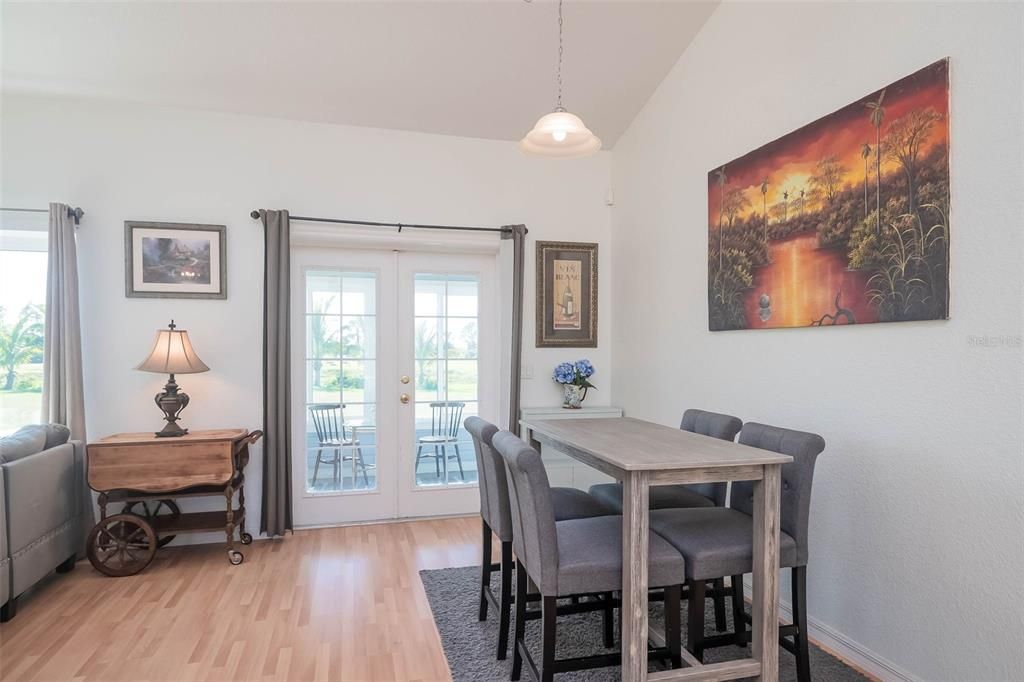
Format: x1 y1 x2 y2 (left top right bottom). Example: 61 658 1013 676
135 319 209 437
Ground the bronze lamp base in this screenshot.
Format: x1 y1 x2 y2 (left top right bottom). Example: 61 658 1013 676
154 374 191 438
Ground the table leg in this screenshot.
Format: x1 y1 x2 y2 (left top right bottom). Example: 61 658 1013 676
621 470 650 682
527 428 540 451
752 463 782 682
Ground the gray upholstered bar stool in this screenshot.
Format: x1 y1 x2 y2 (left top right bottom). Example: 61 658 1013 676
588 408 742 630
466 417 613 661
588 409 742 510
492 430 686 682
648 422 826 682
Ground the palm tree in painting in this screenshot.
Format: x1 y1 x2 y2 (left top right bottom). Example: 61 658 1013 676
714 166 727 269
723 188 751 230
760 178 769 242
782 190 789 223
861 142 872 217
864 89 886 233
884 107 941 214
799 188 806 215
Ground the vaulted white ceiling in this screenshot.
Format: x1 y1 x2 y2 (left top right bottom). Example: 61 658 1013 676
1 1 717 147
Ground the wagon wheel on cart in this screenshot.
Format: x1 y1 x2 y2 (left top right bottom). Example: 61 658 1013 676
86 513 158 577
122 499 180 547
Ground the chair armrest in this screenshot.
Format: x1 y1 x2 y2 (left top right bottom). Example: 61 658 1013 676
1 443 77 555
0 467 8 559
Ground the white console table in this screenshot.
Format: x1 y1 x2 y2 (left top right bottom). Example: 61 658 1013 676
519 405 623 490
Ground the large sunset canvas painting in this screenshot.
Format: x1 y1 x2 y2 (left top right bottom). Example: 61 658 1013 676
707 59 950 331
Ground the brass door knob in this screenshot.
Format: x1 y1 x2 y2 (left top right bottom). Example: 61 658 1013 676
400 375 411 384
400 393 410 404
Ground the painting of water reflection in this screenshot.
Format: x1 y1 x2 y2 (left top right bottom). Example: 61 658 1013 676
708 59 950 330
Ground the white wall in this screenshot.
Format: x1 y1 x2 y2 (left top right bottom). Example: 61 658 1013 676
610 2 1024 680
1 93 613 532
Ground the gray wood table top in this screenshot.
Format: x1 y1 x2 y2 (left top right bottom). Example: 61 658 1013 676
520 417 791 471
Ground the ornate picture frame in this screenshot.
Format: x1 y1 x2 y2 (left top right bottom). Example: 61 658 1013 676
535 241 598 348
125 221 227 299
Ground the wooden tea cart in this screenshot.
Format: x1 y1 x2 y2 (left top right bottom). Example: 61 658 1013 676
85 428 262 577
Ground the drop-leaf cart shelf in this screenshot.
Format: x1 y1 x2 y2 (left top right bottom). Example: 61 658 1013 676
85 429 263 577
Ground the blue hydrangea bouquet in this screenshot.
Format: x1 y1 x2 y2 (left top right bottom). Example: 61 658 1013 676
552 359 596 409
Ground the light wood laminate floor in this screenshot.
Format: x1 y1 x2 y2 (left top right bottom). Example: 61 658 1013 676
0 516 481 682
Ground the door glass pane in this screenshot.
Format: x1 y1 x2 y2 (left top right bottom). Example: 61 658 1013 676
445 318 478 358
306 315 341 358
446 360 478 401
414 318 440 359
341 316 375 359
415 360 440 400
413 273 479 488
415 274 446 316
304 270 377 494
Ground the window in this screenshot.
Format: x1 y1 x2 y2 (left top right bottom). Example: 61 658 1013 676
412 273 480 487
303 270 378 493
0 225 47 436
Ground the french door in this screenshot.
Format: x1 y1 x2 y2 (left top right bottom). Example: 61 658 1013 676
291 247 498 527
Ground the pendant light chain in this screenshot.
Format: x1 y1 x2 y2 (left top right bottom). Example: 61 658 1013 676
556 0 564 111
518 0 601 157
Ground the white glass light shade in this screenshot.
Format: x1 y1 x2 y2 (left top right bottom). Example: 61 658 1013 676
519 110 602 158
136 328 209 375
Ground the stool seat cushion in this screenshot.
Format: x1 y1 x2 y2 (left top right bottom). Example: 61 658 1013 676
588 483 716 512
556 515 686 595
551 487 615 521
650 507 799 581
418 435 459 444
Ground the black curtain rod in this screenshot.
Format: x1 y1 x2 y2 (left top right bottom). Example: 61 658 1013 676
0 206 85 225
248 210 511 234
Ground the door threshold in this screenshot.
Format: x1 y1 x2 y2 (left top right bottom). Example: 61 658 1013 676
294 513 477 531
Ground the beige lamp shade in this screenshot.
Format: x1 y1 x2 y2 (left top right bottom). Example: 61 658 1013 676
136 324 209 375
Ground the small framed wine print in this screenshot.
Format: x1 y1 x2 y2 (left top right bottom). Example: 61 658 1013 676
536 241 598 348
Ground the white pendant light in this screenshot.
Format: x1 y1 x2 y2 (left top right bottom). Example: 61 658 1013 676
519 0 601 158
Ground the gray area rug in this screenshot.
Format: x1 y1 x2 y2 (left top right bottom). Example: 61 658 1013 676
420 566 867 681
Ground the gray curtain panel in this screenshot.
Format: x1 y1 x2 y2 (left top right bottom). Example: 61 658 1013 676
42 202 93 553
260 209 293 536
501 225 527 436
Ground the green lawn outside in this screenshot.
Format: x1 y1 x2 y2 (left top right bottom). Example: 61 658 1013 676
0 390 43 436
0 362 44 434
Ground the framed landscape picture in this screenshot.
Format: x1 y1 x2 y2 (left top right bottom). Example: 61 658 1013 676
536 241 597 347
125 221 226 299
707 58 950 331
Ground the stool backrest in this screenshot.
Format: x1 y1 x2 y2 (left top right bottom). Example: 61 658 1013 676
464 416 512 541
309 403 348 444
430 401 465 439
731 422 825 565
492 430 558 595
680 409 743 506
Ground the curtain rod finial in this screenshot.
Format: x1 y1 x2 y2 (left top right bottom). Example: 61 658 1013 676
250 210 261 220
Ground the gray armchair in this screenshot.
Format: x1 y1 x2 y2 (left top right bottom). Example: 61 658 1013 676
0 424 86 621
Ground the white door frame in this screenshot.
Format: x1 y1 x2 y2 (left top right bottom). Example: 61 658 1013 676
290 248 399 527
396 250 500 519
290 232 501 527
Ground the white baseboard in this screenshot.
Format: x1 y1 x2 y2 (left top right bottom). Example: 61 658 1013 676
742 577 920 682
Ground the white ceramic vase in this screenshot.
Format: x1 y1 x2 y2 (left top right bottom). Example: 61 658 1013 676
562 384 585 409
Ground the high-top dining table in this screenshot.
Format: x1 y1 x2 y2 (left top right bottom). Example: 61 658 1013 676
520 417 792 682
